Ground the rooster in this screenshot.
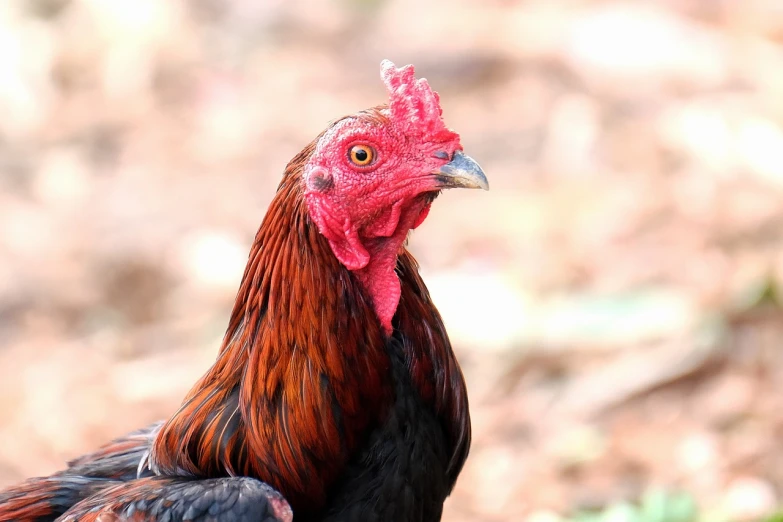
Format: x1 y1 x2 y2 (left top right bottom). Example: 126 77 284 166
0 60 488 522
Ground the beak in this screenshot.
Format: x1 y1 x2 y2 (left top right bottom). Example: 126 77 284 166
435 151 489 191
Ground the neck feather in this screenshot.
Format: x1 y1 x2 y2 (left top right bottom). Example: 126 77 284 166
149 152 393 516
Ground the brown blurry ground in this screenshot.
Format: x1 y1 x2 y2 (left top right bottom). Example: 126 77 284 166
1 0 783 520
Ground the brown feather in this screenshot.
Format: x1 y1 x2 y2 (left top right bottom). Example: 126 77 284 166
149 119 394 517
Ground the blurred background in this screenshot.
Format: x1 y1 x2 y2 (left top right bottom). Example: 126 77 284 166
1 0 783 520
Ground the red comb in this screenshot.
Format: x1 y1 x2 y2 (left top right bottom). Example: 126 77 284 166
381 60 457 142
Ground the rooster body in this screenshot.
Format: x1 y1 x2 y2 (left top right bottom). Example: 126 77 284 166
0 61 486 522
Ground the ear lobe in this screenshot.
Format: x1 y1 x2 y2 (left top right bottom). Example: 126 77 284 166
305 191 370 271
305 166 334 192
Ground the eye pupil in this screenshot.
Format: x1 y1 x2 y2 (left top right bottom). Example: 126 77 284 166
354 149 368 162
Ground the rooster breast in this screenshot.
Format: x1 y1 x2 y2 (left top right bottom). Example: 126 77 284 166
319 332 450 522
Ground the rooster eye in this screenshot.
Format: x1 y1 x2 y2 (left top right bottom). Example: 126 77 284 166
348 144 375 167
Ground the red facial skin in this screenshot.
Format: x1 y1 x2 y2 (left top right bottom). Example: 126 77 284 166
302 66 462 335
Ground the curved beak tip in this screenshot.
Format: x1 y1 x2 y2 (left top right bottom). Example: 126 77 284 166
436 151 489 191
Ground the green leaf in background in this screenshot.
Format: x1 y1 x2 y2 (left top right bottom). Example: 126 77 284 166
732 273 782 313
561 489 702 522
763 512 783 522
601 502 642 522
640 489 698 522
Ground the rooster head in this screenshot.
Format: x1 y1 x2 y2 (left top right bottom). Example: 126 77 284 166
302 60 488 334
